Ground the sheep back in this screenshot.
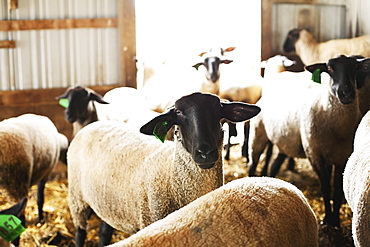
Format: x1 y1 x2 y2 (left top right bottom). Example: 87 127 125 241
0 114 68 202
67 120 223 234
109 177 318 247
343 110 370 246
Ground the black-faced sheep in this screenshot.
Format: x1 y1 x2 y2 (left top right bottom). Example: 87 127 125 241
248 55 370 227
108 177 318 247
57 86 159 137
343 110 370 246
283 28 370 65
67 92 260 246
56 85 109 137
0 114 69 225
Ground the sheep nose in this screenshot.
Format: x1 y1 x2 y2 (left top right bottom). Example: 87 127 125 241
194 147 218 166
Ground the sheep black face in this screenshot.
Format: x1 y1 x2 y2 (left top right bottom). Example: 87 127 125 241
305 55 370 105
140 92 260 169
56 86 108 124
283 28 301 53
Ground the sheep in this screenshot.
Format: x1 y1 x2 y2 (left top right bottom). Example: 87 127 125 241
56 86 159 137
141 47 235 113
248 55 370 227
283 28 370 65
261 54 296 78
0 198 27 247
0 114 69 224
108 177 318 247
67 92 261 246
343 110 370 247
56 85 109 137
219 55 295 161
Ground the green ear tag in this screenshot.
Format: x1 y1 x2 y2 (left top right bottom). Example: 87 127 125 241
0 215 25 242
311 68 322 84
58 98 69 108
153 121 168 143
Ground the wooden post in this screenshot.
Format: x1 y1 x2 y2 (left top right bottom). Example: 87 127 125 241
9 0 17 10
117 0 137 88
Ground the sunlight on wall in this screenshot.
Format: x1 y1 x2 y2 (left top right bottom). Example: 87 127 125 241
135 0 261 73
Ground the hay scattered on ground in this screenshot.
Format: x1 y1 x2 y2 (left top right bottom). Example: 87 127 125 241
0 144 354 246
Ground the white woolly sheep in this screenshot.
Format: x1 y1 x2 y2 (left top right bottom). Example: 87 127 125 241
283 28 370 65
141 47 235 113
0 114 69 224
219 55 295 161
67 92 260 246
248 55 370 227
57 86 159 137
343 110 370 247
0 198 27 247
108 177 318 247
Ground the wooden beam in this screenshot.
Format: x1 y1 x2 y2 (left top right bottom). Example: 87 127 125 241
117 0 137 88
0 40 16 49
0 18 117 31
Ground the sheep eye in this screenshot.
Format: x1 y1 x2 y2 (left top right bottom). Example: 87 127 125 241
327 65 333 71
175 109 182 115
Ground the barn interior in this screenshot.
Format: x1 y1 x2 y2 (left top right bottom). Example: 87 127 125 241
1 0 369 246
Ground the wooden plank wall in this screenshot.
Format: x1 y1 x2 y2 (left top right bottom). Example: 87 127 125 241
0 85 116 141
0 0 136 141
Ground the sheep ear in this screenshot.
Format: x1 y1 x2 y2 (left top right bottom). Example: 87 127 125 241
89 92 109 104
223 47 236 52
221 59 233 65
305 63 327 84
140 109 177 141
357 58 370 72
305 63 327 73
192 62 204 70
198 52 207 57
56 89 71 99
221 102 260 123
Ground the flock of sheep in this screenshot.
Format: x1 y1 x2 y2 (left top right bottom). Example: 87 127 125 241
1 28 370 247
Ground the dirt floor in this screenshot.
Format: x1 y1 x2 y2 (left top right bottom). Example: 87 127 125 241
0 144 354 247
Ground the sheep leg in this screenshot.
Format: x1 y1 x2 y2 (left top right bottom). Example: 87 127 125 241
37 178 47 223
74 207 93 247
269 153 287 177
248 141 270 177
261 142 273 176
99 221 115 246
76 227 87 247
242 121 250 161
224 122 237 160
313 162 334 226
286 158 297 173
332 164 345 227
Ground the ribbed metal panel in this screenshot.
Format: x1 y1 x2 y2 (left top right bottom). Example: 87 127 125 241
0 0 118 91
272 3 347 53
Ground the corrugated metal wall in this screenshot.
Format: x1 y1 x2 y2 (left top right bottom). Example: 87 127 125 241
0 0 119 91
272 3 347 53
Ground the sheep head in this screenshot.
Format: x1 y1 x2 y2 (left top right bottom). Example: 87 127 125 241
305 55 370 105
140 92 260 169
56 86 109 124
192 47 235 83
